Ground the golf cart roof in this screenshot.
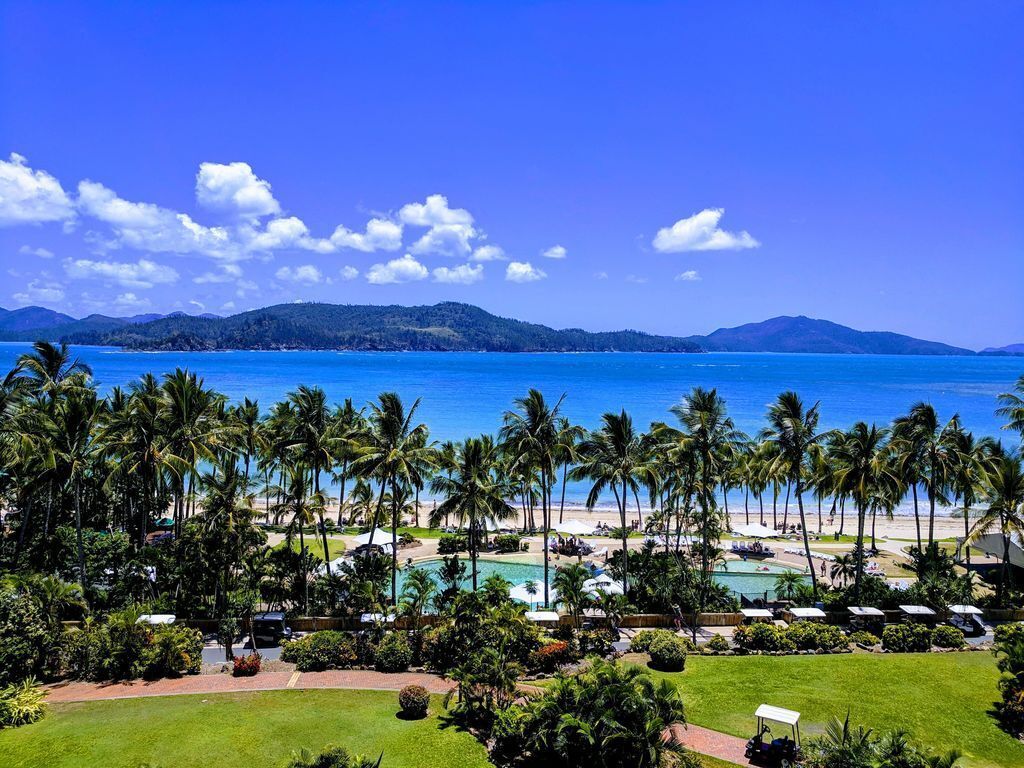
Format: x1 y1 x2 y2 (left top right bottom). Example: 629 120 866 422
948 604 983 615
789 607 826 618
525 611 560 623
253 612 286 621
755 704 800 726
848 606 885 617
899 604 936 616
741 608 773 618
136 614 175 625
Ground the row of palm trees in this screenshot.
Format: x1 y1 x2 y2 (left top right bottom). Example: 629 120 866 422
2 342 1022 609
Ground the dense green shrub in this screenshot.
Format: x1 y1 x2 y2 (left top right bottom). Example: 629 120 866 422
787 622 847 651
104 610 153 680
142 625 203 678
0 678 48 728
630 629 673 653
703 634 731 653
847 630 879 647
281 631 357 671
882 623 933 653
398 684 430 719
578 628 616 657
494 534 522 553
733 622 796 653
374 632 412 673
994 622 1024 645
648 633 688 671
437 534 468 554
931 625 965 649
285 745 373 768
0 590 49 685
529 640 572 673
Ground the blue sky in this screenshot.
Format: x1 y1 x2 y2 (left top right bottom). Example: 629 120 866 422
1 2 1021 349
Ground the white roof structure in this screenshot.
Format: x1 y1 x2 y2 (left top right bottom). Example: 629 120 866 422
360 612 395 624
755 704 801 726
948 604 983 616
848 606 885 617
584 578 624 596
354 528 398 546
525 610 560 623
789 607 827 619
733 523 780 539
555 519 596 536
741 608 773 618
509 582 556 607
899 604 936 616
137 614 175 625
318 555 349 575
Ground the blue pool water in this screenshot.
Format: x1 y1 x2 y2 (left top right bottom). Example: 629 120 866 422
1 343 1018 508
396 557 808 601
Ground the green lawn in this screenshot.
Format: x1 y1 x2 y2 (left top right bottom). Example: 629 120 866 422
0 689 490 768
280 536 347 560
646 653 1022 768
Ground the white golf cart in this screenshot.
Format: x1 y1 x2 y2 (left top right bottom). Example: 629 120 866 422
745 704 802 767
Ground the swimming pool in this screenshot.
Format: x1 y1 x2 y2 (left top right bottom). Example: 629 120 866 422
395 556 809 601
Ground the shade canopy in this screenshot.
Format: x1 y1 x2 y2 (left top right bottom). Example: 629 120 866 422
948 604 983 616
354 528 398 546
584 578 624 596
790 607 826 619
525 611 560 623
509 582 556 607
741 608 773 618
899 604 936 616
733 523 779 539
848 606 885 617
555 519 596 536
137 614 175 625
755 704 801 726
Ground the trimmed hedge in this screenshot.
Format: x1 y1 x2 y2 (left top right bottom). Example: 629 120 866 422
648 634 688 671
630 629 674 654
703 634 732 653
931 625 965 649
374 632 412 673
882 623 932 653
733 623 796 653
398 684 430 719
495 534 522 553
281 631 357 671
437 534 468 554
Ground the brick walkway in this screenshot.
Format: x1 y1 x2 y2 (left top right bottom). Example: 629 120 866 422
43 669 454 703
672 723 751 765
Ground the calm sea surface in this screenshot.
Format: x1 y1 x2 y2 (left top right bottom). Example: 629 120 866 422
2 344 1019 509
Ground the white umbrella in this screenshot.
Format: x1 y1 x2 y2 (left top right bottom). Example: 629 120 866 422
509 581 556 608
732 522 780 539
354 528 398 546
584 578 624 596
555 519 596 536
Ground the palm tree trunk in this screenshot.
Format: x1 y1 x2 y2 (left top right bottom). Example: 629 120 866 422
772 483 778 529
758 491 764 526
963 498 971 567
853 501 866 603
796 479 818 599
782 481 791 531
559 463 568 524
74 480 86 588
927 483 936 546
391 478 399 607
541 468 550 607
839 495 846 535
337 462 348 526
911 483 921 551
744 484 750 525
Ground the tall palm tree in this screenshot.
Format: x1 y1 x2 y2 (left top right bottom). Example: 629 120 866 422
947 429 999 566
330 398 366 526
553 562 592 629
501 389 565 606
573 410 656 596
15 341 92 403
892 403 959 545
553 416 585 525
430 435 515 591
996 374 1024 441
760 391 827 597
966 454 1024 605
354 392 433 604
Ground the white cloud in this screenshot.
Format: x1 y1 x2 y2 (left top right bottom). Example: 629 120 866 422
243 216 333 253
470 244 506 262
626 274 649 284
0 153 75 226
398 194 473 227
112 292 151 310
64 257 180 288
675 270 701 281
330 218 403 252
366 254 428 285
409 223 477 257
19 245 54 258
12 279 65 305
77 180 234 258
339 266 359 281
275 264 324 284
542 245 567 260
188 299 206 312
221 300 236 311
195 162 280 219
432 263 483 285
400 195 479 257
652 208 759 252
594 271 608 280
505 261 546 283
193 264 244 284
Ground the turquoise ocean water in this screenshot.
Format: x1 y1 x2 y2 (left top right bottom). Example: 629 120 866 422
2 343 1019 510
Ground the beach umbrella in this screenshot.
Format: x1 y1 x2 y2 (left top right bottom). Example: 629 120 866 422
732 522 780 539
509 582 557 608
555 519 597 536
354 528 398 546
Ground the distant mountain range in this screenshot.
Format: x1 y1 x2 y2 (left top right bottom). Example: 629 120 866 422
981 343 1024 356
0 301 1009 355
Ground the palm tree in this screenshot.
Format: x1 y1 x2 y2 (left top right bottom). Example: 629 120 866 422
892 403 959 545
15 341 92 403
501 389 565 607
330 398 365 525
947 430 999 566
966 454 1024 605
997 374 1024 440
573 410 656 596
761 391 827 597
553 562 592 629
399 567 437 634
353 392 433 605
554 416 585 525
231 398 265 484
430 435 515 591
773 570 803 601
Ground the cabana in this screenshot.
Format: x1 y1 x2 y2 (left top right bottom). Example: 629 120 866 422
947 604 986 636
847 606 885 632
524 610 560 625
899 604 937 624
733 522 781 539
740 608 773 624
788 607 826 623
354 528 398 546
745 704 801 766
137 614 175 625
555 519 596 536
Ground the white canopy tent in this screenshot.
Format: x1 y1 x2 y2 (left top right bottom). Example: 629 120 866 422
509 582 556 608
555 519 596 536
584 578 624 596
755 704 801 726
318 556 349 575
354 528 398 546
733 523 780 539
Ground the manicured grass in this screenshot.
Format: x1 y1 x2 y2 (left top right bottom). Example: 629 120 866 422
645 653 1022 768
696 755 743 768
0 689 490 768
279 536 347 560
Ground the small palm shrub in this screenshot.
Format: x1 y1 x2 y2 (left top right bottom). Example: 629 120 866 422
0 677 47 728
847 630 879 647
733 623 796 653
286 745 381 768
996 636 1024 734
648 634 688 671
374 632 412 673
232 653 261 677
931 625 965 649
282 631 357 671
703 634 731 653
398 684 430 719
882 623 933 653
630 629 674 653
